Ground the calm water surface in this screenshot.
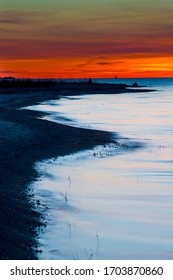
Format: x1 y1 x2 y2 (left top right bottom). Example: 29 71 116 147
30 79 173 259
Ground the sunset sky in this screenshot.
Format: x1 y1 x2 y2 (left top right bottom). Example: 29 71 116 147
0 0 173 78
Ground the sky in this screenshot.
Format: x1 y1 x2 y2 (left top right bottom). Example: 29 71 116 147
0 0 173 78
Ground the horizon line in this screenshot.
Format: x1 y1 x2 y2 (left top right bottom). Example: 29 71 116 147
1 76 173 80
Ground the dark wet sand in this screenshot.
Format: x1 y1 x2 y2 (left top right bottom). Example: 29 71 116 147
0 83 153 259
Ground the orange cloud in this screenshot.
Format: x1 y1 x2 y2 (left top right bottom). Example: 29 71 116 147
1 2 173 78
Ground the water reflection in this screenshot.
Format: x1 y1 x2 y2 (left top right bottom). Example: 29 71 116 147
31 86 173 259
35 144 173 259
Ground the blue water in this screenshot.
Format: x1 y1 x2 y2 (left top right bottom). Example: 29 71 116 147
95 77 173 87
59 77 173 88
28 78 173 260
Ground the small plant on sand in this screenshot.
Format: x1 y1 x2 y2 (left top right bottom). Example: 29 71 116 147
84 248 94 260
60 190 68 203
73 251 79 260
67 222 72 238
96 231 100 252
68 175 71 187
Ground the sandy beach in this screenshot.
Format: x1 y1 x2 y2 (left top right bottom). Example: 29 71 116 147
0 82 153 259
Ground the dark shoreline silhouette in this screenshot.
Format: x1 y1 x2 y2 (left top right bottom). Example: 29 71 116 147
0 77 148 89
0 82 155 259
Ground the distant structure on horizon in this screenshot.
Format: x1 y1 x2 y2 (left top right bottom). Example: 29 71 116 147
0 76 15 80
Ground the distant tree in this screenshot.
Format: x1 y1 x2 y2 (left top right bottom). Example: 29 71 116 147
88 78 93 84
133 82 138 87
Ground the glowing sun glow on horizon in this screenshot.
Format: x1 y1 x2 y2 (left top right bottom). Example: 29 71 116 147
0 0 173 78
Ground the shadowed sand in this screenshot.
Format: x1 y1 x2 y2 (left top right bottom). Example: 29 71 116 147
0 83 153 259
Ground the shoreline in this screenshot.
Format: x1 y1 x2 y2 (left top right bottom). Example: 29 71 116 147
0 83 153 259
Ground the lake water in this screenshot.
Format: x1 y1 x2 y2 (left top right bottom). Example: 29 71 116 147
30 78 173 260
